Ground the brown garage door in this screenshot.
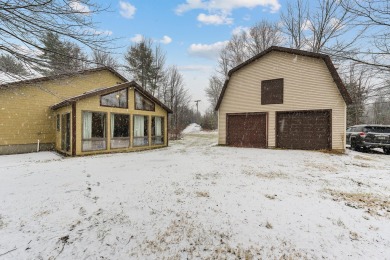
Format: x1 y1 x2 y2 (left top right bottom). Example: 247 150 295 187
276 110 331 150
227 113 267 148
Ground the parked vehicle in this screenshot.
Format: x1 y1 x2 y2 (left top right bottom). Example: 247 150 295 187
346 125 390 154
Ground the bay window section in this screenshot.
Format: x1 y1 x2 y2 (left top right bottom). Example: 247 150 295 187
110 113 130 149
82 112 107 151
133 115 149 146
152 116 164 145
101 89 128 108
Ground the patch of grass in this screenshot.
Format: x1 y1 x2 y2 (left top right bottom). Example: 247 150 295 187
326 189 390 218
242 167 287 179
265 194 277 200
265 221 273 229
354 154 375 161
318 149 346 155
137 216 311 259
196 191 210 198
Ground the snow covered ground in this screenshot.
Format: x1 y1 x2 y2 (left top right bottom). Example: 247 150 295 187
0 131 390 259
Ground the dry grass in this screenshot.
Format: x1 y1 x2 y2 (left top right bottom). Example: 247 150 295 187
196 191 210 198
326 189 390 218
265 221 273 229
137 216 312 259
265 194 277 200
354 154 376 161
242 167 287 179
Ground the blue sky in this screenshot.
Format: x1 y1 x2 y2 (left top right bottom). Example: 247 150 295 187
91 0 286 112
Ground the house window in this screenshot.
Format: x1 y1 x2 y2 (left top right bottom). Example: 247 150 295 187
110 113 130 149
82 112 107 151
133 115 149 146
56 114 60 131
152 116 164 145
101 89 128 108
261 78 283 105
135 91 155 111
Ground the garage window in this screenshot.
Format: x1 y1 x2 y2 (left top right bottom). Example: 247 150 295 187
261 78 283 105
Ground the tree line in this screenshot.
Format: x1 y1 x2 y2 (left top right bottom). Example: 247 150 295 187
204 0 390 128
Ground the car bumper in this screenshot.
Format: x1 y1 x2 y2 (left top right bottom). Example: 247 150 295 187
361 141 390 148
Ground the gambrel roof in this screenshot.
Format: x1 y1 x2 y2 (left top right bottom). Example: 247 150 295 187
215 46 352 111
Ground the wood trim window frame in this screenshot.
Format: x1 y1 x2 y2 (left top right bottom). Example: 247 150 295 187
81 110 108 152
134 90 156 112
110 112 131 150
133 114 150 147
151 116 165 146
100 88 129 109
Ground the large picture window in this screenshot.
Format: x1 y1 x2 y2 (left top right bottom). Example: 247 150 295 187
111 113 130 149
101 89 128 108
152 116 164 145
135 91 155 111
82 112 107 151
133 115 149 146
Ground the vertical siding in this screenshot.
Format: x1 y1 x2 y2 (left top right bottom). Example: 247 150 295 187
0 70 125 146
218 51 347 150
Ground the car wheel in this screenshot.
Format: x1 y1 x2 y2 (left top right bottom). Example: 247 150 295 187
351 139 360 151
383 147 390 155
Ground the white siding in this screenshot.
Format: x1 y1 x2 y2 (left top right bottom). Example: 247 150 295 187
218 51 347 151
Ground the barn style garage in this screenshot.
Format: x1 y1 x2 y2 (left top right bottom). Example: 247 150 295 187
215 46 352 152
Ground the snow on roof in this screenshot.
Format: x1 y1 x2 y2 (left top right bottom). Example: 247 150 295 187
182 123 202 134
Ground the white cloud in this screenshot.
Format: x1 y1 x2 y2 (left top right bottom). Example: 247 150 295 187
188 41 229 60
130 34 143 43
197 13 233 25
70 1 90 13
160 35 172 44
232 26 250 35
119 1 136 19
175 0 281 15
178 65 212 72
301 19 312 31
91 29 113 36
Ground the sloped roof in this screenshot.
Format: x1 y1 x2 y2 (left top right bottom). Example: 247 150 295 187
50 81 173 113
215 46 352 111
0 67 128 88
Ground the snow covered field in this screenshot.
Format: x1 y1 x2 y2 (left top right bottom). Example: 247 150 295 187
1 131 390 259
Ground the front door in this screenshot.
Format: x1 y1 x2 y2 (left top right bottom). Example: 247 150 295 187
61 113 71 152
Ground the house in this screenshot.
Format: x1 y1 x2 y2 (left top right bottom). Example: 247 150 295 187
215 46 352 152
0 67 172 156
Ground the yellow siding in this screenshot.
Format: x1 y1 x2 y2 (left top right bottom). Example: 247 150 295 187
218 51 347 150
0 70 125 146
68 87 168 156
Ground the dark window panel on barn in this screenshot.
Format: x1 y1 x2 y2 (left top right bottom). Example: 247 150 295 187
261 78 284 105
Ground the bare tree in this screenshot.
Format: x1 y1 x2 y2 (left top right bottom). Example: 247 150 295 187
164 66 191 139
248 20 284 56
92 50 119 70
341 63 373 125
0 0 112 76
205 75 224 109
216 20 283 79
281 0 309 49
340 0 390 69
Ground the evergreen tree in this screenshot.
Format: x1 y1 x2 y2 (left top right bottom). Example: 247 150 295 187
0 54 28 76
39 32 87 75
